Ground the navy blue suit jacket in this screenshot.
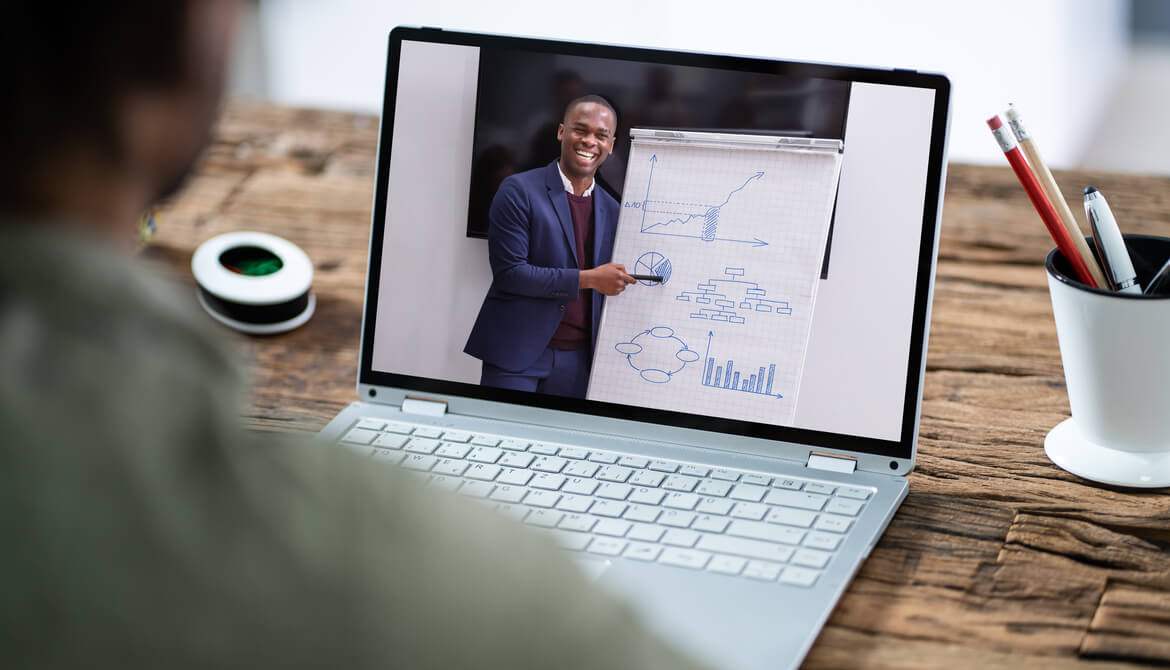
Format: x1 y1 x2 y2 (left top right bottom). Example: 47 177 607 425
465 160 619 372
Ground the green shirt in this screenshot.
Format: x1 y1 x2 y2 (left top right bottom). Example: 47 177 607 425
0 223 710 669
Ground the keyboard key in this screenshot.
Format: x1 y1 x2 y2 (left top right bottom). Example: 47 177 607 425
563 461 600 478
727 520 804 545
707 554 747 576
530 473 566 490
401 454 437 471
413 427 443 439
742 560 783 581
623 504 661 523
773 478 803 490
588 452 619 464
431 458 469 477
596 483 633 500
628 487 667 505
780 566 820 587
532 456 568 473
494 503 529 521
355 417 387 431
710 469 740 482
695 480 732 497
382 421 415 435
623 542 662 561
696 497 734 516
371 449 405 465
662 492 700 510
525 509 563 528
764 489 828 511
498 452 535 468
659 510 697 528
629 470 666 487
587 537 626 556
547 529 591 551
692 514 731 534
372 433 409 450
729 503 768 521
658 548 711 570
826 498 864 516
563 477 600 496
591 500 628 518
523 490 561 508
596 465 633 483
555 495 594 513
465 463 502 481
729 484 768 502
594 519 632 537
498 439 528 451
662 529 700 548
433 441 469 458
696 535 796 563
679 464 710 477
341 428 379 445
662 475 699 492
764 507 817 528
529 443 560 455
557 514 597 533
468 446 503 463
427 475 462 492
618 456 649 468
838 486 872 500
791 548 832 569
459 480 495 498
741 473 772 486
804 483 836 495
814 514 853 533
488 485 526 503
440 430 472 443
559 447 589 460
471 435 502 447
497 468 534 486
405 438 440 454
648 460 679 473
627 523 665 542
803 532 843 551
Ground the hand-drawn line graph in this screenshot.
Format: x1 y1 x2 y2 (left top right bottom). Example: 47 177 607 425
700 331 783 398
623 154 769 247
675 267 792 325
633 251 673 286
614 326 701 383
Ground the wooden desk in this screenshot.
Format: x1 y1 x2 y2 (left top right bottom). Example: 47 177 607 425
153 101 1170 668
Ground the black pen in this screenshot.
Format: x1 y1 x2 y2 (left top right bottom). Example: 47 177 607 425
630 274 664 283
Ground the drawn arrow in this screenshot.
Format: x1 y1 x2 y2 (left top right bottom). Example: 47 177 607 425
640 155 657 232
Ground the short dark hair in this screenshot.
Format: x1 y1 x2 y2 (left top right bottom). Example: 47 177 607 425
563 95 618 123
0 2 192 186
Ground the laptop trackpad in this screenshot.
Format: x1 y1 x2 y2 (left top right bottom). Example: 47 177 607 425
572 557 612 582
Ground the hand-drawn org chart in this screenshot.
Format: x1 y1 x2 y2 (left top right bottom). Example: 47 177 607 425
588 129 844 427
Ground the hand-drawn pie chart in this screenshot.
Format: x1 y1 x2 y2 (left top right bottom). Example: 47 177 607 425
634 251 672 286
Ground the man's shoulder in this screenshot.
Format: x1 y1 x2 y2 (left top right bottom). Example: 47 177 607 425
501 162 556 193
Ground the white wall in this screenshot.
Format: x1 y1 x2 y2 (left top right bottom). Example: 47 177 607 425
256 0 1128 168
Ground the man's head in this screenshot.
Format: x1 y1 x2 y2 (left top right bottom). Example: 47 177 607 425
0 1 240 231
557 95 617 182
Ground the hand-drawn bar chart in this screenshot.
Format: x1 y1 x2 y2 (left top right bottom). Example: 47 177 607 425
700 332 783 398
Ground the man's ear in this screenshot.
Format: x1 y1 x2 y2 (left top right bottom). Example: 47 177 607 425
557 123 565 142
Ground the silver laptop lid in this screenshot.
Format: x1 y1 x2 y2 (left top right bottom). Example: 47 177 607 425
357 27 951 475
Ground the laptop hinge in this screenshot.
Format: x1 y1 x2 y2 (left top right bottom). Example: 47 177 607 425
806 452 857 474
401 396 448 417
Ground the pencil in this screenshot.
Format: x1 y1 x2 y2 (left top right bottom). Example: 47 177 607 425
1004 105 1107 288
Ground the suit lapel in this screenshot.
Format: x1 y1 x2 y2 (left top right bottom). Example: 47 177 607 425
592 190 615 267
545 161 578 265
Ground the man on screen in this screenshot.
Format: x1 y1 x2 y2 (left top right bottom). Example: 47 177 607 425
466 95 635 398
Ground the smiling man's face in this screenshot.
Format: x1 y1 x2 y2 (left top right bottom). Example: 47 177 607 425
557 101 616 181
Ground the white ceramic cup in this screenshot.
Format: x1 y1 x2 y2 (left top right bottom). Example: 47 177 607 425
1045 234 1170 487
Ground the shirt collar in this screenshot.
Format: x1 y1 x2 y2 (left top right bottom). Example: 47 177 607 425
556 160 595 197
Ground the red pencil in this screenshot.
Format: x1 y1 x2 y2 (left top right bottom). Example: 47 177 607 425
987 115 1098 287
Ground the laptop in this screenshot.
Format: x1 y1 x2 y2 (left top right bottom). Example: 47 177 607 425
317 26 950 670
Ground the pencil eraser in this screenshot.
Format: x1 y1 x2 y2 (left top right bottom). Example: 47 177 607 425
1005 105 1021 121
986 115 1003 130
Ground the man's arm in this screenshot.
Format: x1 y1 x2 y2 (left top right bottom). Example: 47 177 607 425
486 179 580 299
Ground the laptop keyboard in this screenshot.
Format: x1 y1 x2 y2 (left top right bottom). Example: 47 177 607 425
340 417 872 587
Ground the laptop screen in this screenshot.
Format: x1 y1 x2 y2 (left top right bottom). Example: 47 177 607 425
361 28 949 461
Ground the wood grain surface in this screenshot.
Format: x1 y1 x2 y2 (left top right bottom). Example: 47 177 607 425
149 101 1170 668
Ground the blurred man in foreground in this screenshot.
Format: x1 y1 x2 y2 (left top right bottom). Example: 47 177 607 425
0 3 708 668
